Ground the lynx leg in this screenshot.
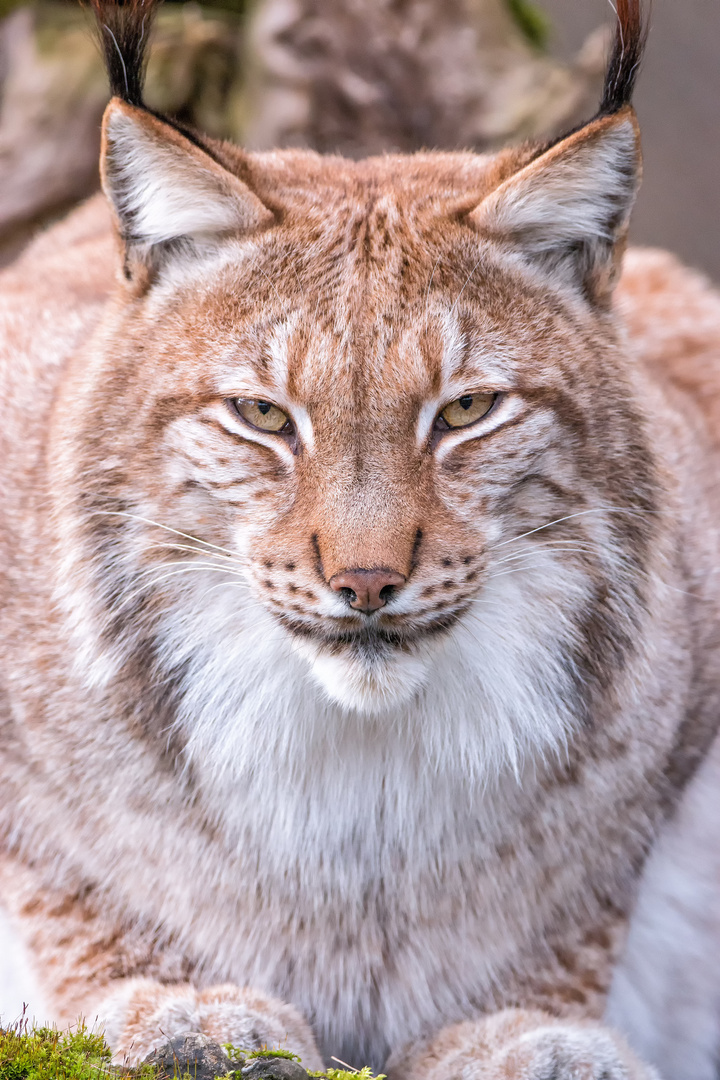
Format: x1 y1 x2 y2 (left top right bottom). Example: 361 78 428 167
95 978 324 1068
389 1010 659 1080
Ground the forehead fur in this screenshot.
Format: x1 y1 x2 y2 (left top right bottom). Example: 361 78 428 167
220 143 523 222
116 141 594 399
126 138 542 316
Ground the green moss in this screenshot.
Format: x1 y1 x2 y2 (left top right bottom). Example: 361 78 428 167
505 0 550 50
0 1019 158 1078
226 1044 386 1080
231 1048 303 1062
0 1018 231 1078
0 1023 387 1080
308 1069 386 1080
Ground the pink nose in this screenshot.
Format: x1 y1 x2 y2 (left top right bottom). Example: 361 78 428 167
329 568 406 613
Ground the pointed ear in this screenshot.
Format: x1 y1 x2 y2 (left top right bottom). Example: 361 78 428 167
469 109 641 304
100 99 274 277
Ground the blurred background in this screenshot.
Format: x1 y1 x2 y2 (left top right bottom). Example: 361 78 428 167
541 0 720 285
0 0 717 276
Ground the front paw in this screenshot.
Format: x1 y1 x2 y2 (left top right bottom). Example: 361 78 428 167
94 978 323 1069
393 1010 659 1080
494 1021 659 1079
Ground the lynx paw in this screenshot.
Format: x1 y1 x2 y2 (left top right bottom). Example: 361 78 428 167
393 1010 659 1080
492 1022 660 1079
94 978 323 1069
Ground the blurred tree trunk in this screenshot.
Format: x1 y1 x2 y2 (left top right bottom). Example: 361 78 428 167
0 3 245 264
241 0 606 155
0 0 607 265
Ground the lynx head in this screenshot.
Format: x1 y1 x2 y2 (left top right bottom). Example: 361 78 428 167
60 1 656 773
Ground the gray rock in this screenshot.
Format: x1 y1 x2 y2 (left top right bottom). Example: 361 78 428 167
242 1056 310 1080
143 1032 234 1079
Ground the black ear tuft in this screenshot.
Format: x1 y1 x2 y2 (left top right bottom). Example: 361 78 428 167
88 0 162 107
599 0 648 116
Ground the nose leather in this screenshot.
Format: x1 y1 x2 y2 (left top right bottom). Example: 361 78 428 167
329 568 406 613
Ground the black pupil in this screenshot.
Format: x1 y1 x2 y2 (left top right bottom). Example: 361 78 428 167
459 395 474 411
257 401 272 415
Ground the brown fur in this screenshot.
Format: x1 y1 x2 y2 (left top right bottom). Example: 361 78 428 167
0 2 717 1076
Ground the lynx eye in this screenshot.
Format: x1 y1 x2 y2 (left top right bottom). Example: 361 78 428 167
233 399 293 434
438 392 497 430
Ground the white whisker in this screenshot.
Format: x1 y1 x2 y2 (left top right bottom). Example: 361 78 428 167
143 541 250 569
113 563 250 611
495 506 658 549
486 562 577 584
492 543 601 568
88 510 240 558
133 558 249 580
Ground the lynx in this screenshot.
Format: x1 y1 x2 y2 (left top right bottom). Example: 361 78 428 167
1 1 720 1077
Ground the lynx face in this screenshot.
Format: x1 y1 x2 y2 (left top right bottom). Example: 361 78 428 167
59 103 657 742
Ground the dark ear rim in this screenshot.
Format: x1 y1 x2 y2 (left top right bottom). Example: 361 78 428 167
468 108 641 303
471 107 642 233
521 0 647 165
100 98 275 280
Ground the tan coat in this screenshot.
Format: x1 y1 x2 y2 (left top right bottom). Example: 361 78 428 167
1 10 719 1072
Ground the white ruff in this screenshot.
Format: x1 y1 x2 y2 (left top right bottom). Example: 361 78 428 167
156 553 584 866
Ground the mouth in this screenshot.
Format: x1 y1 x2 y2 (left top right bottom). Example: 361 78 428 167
278 607 467 652
279 607 468 712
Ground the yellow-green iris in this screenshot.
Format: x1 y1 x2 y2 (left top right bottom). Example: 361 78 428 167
439 393 496 429
235 399 292 433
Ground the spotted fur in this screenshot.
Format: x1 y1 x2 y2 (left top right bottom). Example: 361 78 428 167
0 2 718 1078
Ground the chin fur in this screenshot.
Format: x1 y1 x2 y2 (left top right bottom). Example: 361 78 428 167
297 638 433 713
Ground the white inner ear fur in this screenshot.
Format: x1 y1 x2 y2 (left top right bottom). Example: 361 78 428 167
471 116 639 261
103 105 270 248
